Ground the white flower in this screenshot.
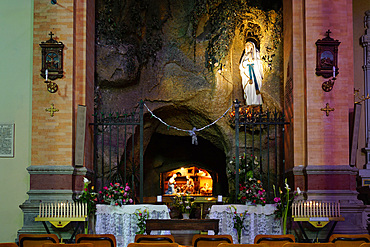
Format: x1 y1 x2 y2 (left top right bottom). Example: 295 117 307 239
297 187 301 195
83 177 89 184
285 183 290 191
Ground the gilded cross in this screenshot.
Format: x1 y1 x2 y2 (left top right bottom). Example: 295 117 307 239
45 103 59 117
321 103 334 116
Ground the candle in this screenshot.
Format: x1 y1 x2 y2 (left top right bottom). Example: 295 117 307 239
45 69 48 81
333 66 335 78
338 201 340 217
304 202 307 217
157 195 162 202
66 202 69 217
217 195 222 202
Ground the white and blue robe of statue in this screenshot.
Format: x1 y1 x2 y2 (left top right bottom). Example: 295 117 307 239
239 42 264 106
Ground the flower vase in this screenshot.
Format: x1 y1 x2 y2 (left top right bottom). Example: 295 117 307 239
282 216 287 234
237 228 242 244
182 213 190 219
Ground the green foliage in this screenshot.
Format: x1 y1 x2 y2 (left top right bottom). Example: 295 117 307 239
172 193 195 214
134 208 149 234
227 153 267 205
229 205 248 243
75 177 98 216
96 0 170 64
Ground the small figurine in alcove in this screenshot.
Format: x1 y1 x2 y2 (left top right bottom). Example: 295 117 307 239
239 41 264 106
166 174 177 194
185 175 194 194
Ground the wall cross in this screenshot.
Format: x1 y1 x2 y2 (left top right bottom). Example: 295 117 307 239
45 103 59 117
321 103 334 116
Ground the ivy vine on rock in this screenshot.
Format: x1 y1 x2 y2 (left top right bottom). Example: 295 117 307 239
190 0 282 71
96 0 171 65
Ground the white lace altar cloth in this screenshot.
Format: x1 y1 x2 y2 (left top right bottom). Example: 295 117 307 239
95 204 171 247
207 204 281 244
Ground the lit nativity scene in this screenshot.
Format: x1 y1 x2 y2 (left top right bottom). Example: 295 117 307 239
6 0 370 246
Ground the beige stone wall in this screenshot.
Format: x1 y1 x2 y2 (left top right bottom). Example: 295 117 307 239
32 0 75 167
288 0 354 170
32 0 94 170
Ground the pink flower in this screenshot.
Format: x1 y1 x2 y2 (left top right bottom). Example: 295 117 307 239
115 203 118 206
274 197 281 203
103 186 108 190
129 198 133 203
125 186 130 192
124 192 127 197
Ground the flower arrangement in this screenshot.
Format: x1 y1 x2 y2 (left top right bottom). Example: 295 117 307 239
75 177 98 216
238 178 267 205
172 193 195 214
273 178 301 234
229 205 248 243
99 182 134 206
134 208 149 234
227 153 267 205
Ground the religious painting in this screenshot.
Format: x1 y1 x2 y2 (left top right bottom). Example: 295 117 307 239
40 32 64 80
315 30 340 78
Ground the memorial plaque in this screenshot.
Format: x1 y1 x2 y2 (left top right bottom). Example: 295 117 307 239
0 124 14 157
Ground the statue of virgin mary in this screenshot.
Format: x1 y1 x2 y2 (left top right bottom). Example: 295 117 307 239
239 41 264 106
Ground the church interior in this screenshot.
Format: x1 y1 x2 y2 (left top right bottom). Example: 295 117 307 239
1 0 370 246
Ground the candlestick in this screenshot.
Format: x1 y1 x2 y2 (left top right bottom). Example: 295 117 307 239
45 69 48 81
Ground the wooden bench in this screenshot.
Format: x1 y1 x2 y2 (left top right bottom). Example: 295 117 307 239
145 219 219 235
